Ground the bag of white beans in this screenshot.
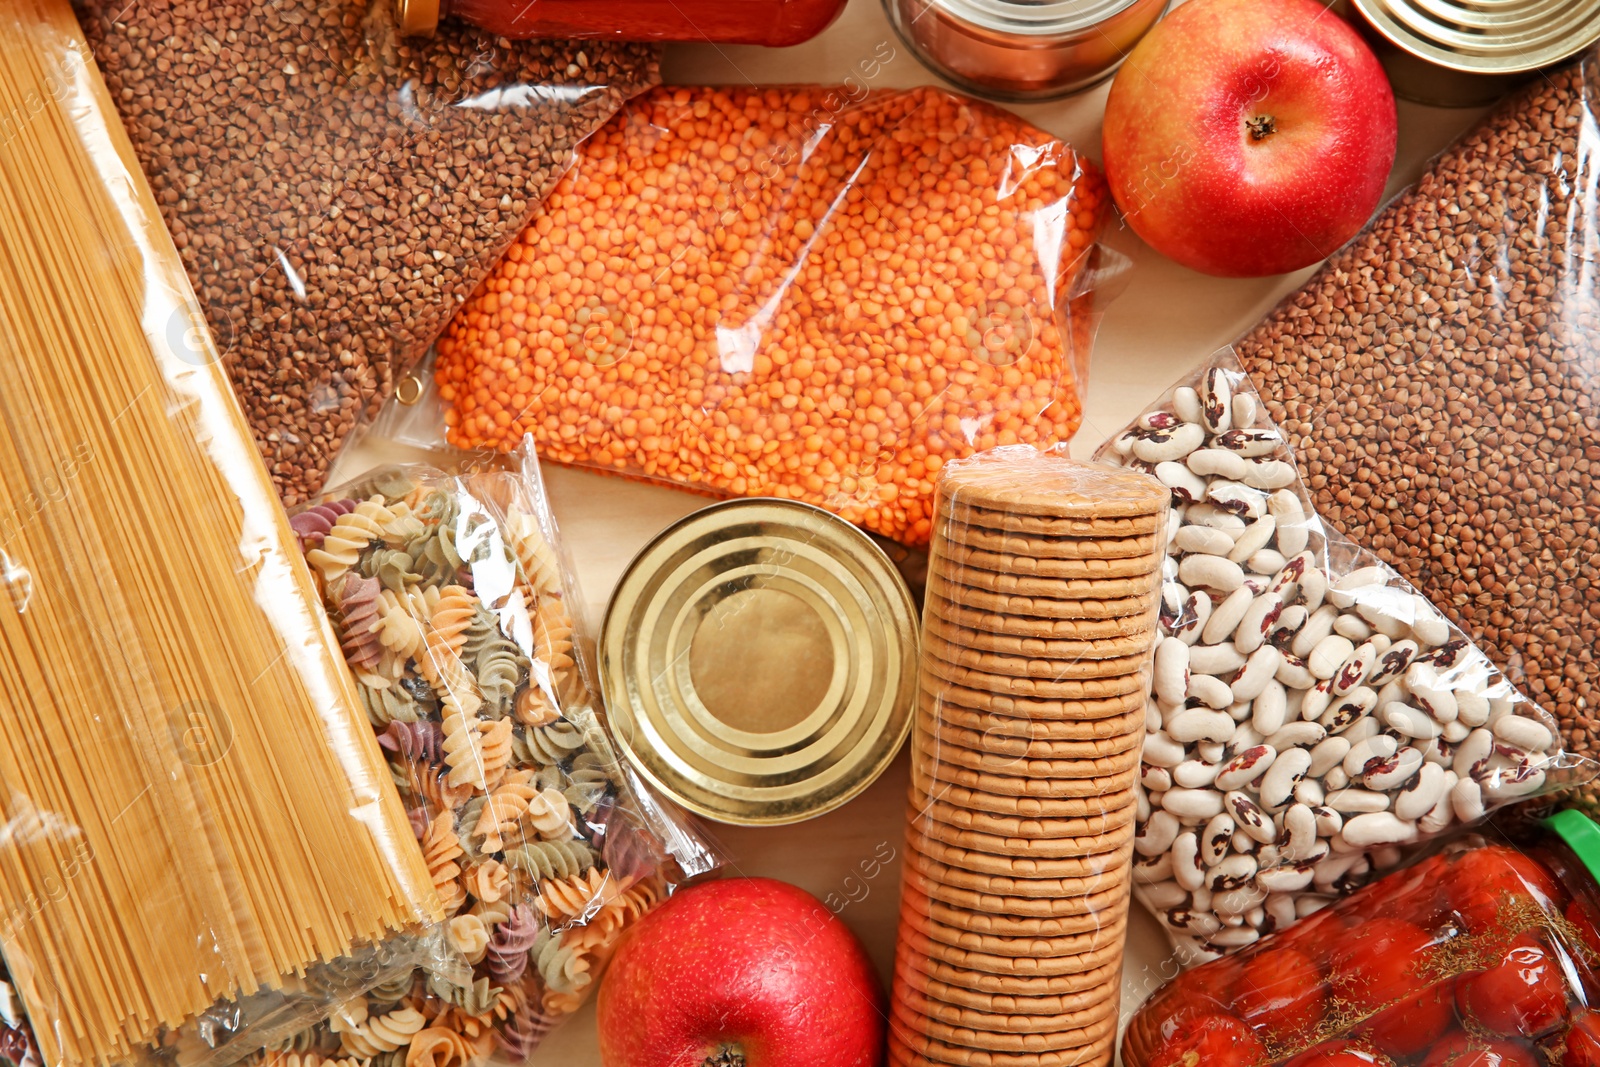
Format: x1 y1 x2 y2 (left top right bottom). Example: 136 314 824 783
1093 349 1595 964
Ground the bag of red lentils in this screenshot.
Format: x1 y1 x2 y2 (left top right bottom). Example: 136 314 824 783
433 84 1113 547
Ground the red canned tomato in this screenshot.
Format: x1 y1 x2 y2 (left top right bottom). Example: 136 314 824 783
1123 812 1600 1066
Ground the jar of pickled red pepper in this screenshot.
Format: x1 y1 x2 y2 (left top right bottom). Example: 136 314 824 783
395 0 848 45
1123 811 1600 1067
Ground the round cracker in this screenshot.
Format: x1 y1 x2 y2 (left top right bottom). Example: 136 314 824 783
922 653 1146 701
912 778 1136 819
901 885 1119 938
920 679 1147 721
893 984 1116 1036
928 595 1155 640
899 898 1130 959
939 459 1170 520
923 613 1155 661
889 1026 1117 1067
889 995 1119 1052
913 812 1136 862
923 631 1150 682
929 560 1163 601
933 541 1160 580
901 864 1131 918
920 693 1146 741
921 716 1145 761
902 840 1130 899
913 796 1136 841
915 733 1142 784
899 920 1126 979
927 572 1156 622
905 825 1134 880
942 501 1164 539
944 525 1161 561
894 953 1119 1015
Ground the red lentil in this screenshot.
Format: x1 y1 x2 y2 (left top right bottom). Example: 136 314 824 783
436 86 1108 544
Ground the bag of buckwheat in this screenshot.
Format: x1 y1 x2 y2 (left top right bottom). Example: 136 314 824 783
1093 350 1594 964
73 0 659 507
1232 55 1600 791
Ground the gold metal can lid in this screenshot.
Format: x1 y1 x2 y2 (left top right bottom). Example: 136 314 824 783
1352 0 1600 74
600 499 920 827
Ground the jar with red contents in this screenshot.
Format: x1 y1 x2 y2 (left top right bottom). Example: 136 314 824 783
394 0 849 45
1122 811 1600 1067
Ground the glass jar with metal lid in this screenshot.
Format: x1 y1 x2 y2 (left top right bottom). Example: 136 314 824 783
885 0 1170 101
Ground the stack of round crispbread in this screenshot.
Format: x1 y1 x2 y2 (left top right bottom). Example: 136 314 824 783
890 452 1169 1067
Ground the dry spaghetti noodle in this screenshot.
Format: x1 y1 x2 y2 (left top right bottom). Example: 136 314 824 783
0 4 442 1066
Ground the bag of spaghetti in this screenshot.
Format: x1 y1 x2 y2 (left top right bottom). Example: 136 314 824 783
276 440 720 1064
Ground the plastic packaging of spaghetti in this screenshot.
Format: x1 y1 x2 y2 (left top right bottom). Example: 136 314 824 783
0 5 447 1067
274 441 720 1064
73 0 660 507
1093 351 1595 964
434 84 1113 547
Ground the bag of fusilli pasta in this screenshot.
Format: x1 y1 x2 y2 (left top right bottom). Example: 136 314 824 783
275 440 721 1065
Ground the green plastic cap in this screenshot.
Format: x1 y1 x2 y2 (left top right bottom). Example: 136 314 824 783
1545 809 1600 883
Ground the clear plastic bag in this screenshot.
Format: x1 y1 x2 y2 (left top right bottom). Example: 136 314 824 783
432 84 1114 547
889 448 1169 1067
72 0 661 507
0 4 444 1066
275 440 720 1063
1231 55 1600 780
1093 351 1596 964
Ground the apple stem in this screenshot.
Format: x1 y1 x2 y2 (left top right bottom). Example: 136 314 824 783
702 1048 746 1067
1246 115 1277 141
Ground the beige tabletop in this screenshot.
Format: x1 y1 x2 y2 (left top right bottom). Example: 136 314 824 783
345 0 1489 1059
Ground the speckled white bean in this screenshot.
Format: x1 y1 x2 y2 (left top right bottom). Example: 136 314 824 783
1226 791 1277 844
1143 881 1189 909
1383 702 1442 740
1341 812 1418 848
1214 427 1281 457
1153 639 1189 705
1180 553 1246 594
1142 732 1185 768
1411 597 1452 647
1275 654 1316 690
1174 525 1235 555
1344 735 1398 778
1133 422 1206 463
1259 866 1316 894
1202 587 1255 647
1325 788 1390 814
1141 764 1172 792
1493 715 1553 753
1332 642 1377 696
1364 747 1424 791
1167 707 1235 744
1172 832 1204 891
1268 490 1308 555
1187 448 1249 481
1307 736 1350 778
1201 813 1235 866
1265 721 1326 751
1187 675 1234 712
1441 719 1470 743
1215 745 1276 793
1172 386 1203 424
1206 480 1268 519
1300 565 1329 612
1186 504 1247 533
1235 592 1283 655
1174 759 1221 789
1211 925 1261 948
1259 748 1312 810
1395 762 1449 822
1190 642 1246 676
1308 634 1356 679
1252 681 1288 736
1292 605 1340 659
1210 854 1258 891
1136 810 1181 855
1227 516 1277 564
1241 459 1297 490
1157 460 1209 503
1231 646 1283 703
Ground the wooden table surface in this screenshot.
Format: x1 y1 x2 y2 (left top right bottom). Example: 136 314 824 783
344 1 1490 1058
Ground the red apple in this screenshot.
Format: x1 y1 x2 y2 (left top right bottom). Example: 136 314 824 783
597 877 886 1067
1101 0 1397 277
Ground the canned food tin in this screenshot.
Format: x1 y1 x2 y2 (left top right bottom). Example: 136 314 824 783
1350 0 1600 77
600 499 920 827
885 0 1170 101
